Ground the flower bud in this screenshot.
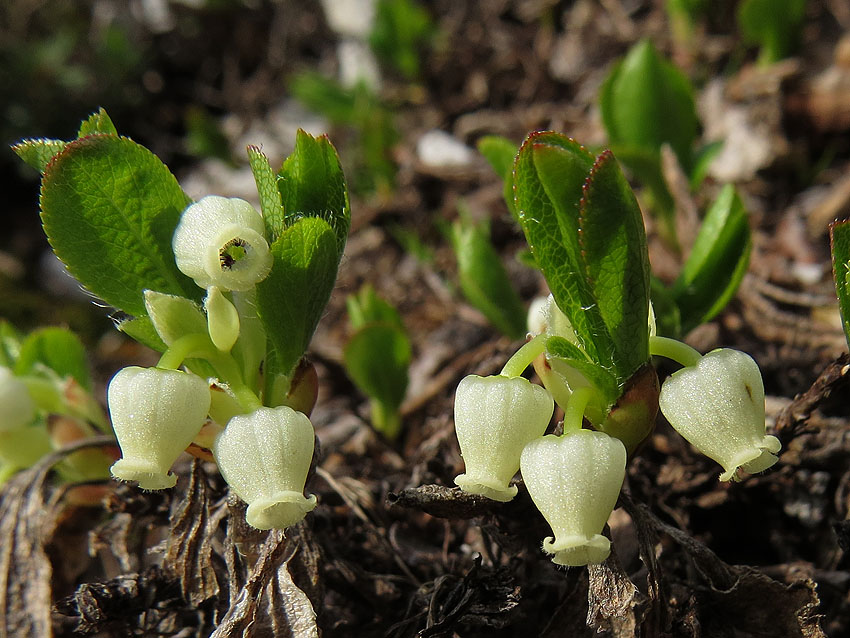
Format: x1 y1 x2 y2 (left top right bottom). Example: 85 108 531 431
204 286 240 351
659 348 780 481
0 367 35 432
172 196 272 291
453 374 554 502
108 366 211 490
214 406 317 530
520 430 627 566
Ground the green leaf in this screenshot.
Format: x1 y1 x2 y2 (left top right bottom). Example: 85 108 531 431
278 130 350 257
256 217 339 378
450 212 526 339
477 135 519 219
78 108 118 136
738 0 807 65
347 284 404 331
600 39 698 171
829 219 850 349
344 322 411 412
247 145 285 240
40 135 200 318
578 150 651 379
513 132 611 367
12 139 68 174
14 327 91 390
672 185 751 333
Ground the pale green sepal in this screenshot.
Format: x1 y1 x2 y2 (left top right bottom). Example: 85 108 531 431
0 367 36 432
204 287 240 352
144 289 207 346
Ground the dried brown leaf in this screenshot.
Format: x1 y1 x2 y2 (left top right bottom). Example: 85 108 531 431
164 459 220 605
586 547 646 637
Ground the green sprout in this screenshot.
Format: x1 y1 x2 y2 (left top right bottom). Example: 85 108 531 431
738 0 807 66
449 204 526 340
343 285 412 441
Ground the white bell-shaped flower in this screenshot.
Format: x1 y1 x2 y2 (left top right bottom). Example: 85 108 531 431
659 348 780 481
454 374 554 502
520 430 627 566
0 367 36 432
108 367 211 490
214 406 317 530
172 196 272 291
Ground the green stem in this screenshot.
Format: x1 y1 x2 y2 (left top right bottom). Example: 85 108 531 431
563 386 594 434
158 333 262 413
649 335 701 368
501 334 546 378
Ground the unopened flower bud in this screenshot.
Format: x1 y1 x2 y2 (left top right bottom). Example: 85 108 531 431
205 286 240 351
521 430 627 566
172 196 272 291
214 406 317 530
453 374 554 502
108 366 211 490
659 348 780 481
0 367 35 431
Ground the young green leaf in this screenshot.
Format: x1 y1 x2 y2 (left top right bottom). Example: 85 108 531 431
256 217 339 379
115 315 168 352
545 336 619 414
672 185 751 333
247 145 285 240
278 130 350 256
14 327 92 390
78 108 118 137
513 132 652 386
143 290 208 346
738 0 807 65
450 212 526 339
599 38 698 171
40 135 199 317
513 132 609 366
830 218 850 349
477 135 519 219
0 321 21 369
578 150 651 379
12 139 68 174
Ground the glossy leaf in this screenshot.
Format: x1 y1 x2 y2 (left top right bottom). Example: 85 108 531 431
830 219 850 349
277 130 350 257
256 217 339 378
513 132 608 365
514 132 651 384
40 135 199 317
578 151 651 378
672 185 751 333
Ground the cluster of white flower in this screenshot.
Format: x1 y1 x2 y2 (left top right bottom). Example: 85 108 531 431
108 197 316 530
453 296 781 566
